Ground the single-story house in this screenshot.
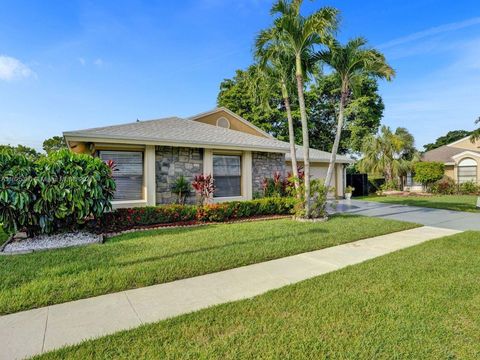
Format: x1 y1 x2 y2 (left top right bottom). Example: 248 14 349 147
421 135 480 184
64 107 354 208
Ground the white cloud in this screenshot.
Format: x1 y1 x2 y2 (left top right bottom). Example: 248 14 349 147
78 57 86 66
0 55 35 81
379 17 480 49
93 58 104 67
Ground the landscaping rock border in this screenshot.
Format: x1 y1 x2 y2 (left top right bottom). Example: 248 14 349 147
1 232 104 255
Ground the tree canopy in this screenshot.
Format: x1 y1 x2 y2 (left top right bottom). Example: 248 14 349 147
218 70 384 154
424 130 472 151
42 136 67 155
0 144 40 159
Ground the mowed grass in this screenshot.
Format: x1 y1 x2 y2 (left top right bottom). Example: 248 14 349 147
0 215 417 315
36 231 480 360
359 194 479 212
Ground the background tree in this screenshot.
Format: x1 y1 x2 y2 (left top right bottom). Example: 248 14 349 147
0 144 40 159
306 74 384 153
217 66 285 138
316 37 395 189
357 126 417 187
424 130 472 151
42 136 67 154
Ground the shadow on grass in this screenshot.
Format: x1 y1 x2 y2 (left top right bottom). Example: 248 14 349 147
114 227 329 268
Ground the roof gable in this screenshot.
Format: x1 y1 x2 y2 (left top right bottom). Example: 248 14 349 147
446 135 480 151
189 107 273 139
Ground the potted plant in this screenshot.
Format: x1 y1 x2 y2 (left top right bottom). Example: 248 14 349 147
345 186 355 200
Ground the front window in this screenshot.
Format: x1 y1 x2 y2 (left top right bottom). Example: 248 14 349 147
99 150 144 200
458 158 477 184
213 155 241 197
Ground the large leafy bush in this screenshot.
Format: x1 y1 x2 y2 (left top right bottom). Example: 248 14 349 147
414 162 445 189
0 149 115 235
0 150 37 234
33 150 116 234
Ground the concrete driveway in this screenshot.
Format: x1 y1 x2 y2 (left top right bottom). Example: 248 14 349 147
333 199 480 231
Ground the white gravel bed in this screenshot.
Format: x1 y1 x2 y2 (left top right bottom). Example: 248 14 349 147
2 232 102 254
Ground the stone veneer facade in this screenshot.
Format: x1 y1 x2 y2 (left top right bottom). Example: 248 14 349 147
251 152 286 196
156 146 203 205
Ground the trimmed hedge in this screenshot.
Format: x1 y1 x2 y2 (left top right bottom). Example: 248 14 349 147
87 197 296 233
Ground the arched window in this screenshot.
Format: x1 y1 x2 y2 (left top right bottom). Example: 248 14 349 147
458 158 477 183
216 117 230 129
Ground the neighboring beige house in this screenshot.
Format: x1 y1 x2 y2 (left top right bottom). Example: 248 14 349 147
422 135 480 184
64 107 353 208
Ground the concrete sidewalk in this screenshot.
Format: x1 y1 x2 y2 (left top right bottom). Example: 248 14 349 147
0 226 461 360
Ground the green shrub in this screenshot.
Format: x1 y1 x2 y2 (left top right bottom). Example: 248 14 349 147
414 162 445 189
458 181 479 195
32 150 116 234
0 150 37 235
0 149 115 236
293 179 329 219
88 205 198 233
431 176 456 195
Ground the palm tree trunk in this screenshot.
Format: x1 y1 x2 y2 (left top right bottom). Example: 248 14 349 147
295 55 311 217
281 81 299 190
325 88 348 191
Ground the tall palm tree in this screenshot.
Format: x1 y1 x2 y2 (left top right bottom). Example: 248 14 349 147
257 0 338 216
255 39 316 190
316 37 395 190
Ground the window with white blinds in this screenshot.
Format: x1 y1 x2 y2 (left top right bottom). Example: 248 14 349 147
213 155 241 197
458 158 477 184
99 151 144 200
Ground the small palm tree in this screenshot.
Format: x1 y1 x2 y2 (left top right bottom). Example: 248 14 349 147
357 126 417 186
316 37 395 189
470 117 480 142
258 0 338 216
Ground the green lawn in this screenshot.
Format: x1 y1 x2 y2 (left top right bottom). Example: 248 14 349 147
0 215 417 315
359 194 479 212
36 231 480 360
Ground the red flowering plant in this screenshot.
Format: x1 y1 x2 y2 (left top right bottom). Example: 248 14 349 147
262 171 288 197
191 174 215 205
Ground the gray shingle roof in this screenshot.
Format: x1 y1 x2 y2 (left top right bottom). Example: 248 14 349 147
64 117 290 152
64 115 354 164
287 146 354 164
422 145 480 163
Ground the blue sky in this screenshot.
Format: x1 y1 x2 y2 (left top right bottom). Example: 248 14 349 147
0 0 479 151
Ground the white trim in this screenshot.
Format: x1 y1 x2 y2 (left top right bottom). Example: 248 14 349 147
145 145 156 206
188 107 274 139
212 196 247 203
451 151 480 160
112 200 147 209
